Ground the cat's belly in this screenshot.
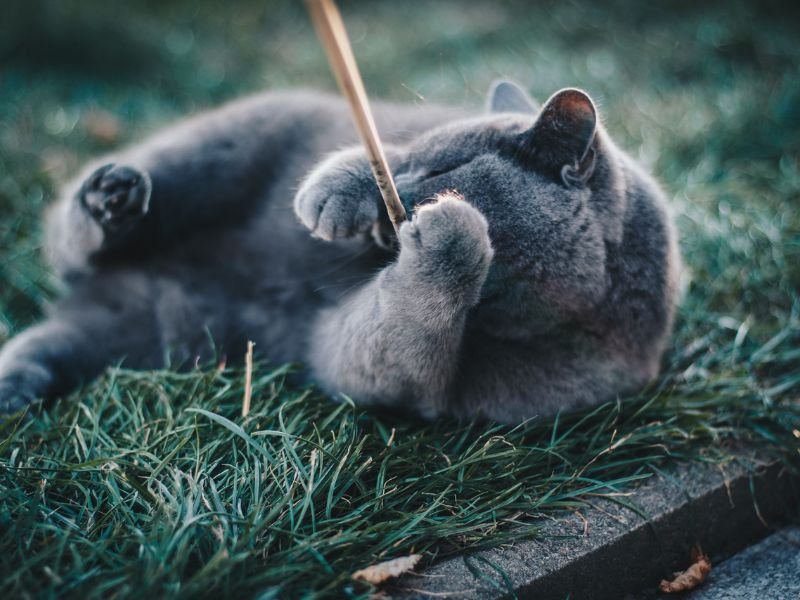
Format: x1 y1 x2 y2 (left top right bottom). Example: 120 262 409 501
147 227 391 369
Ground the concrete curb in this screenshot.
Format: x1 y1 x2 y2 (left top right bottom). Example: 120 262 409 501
395 453 799 599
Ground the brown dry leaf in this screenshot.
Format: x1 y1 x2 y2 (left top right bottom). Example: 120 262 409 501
352 554 422 585
659 543 711 593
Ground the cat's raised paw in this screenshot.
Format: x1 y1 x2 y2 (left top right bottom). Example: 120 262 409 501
398 194 493 299
79 163 152 230
402 194 492 258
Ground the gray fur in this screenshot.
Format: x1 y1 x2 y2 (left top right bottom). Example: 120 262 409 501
0 84 680 424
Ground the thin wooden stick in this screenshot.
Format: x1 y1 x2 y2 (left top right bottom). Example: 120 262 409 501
242 340 255 417
307 0 407 233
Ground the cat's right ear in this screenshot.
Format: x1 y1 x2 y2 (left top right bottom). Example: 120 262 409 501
524 88 598 186
487 80 539 115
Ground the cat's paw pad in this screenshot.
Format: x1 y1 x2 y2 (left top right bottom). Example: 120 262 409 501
79 164 151 230
400 193 493 271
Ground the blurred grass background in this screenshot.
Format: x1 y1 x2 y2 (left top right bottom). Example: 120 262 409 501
1 0 799 597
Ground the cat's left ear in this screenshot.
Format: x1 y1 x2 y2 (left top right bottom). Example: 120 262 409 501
527 88 598 186
487 80 539 115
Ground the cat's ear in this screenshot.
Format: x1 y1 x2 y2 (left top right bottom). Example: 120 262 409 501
487 80 539 115
527 88 597 186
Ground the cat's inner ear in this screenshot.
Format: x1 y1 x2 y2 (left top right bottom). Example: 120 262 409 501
487 80 539 115
527 88 598 186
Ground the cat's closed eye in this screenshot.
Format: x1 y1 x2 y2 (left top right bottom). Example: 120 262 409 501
424 167 455 178
421 163 466 180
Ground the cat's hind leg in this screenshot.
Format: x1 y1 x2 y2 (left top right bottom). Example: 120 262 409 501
0 294 160 417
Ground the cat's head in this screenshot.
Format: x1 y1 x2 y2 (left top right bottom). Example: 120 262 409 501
394 82 621 231
392 82 627 338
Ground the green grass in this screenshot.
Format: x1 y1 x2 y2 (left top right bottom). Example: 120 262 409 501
1 0 799 597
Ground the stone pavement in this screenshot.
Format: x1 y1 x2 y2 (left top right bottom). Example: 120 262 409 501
688 526 800 600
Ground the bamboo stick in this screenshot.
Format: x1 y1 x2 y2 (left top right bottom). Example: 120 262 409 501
307 0 407 233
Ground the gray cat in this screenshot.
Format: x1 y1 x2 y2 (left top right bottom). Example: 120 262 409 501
0 81 681 424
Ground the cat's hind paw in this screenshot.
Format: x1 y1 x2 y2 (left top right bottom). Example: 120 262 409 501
79 163 151 231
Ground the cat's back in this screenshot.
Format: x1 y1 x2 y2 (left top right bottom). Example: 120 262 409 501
123 90 465 175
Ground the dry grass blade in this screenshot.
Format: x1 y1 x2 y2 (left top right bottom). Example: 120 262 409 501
242 340 255 417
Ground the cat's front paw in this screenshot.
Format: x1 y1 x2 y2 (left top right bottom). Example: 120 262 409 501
398 193 493 303
295 187 378 241
79 163 151 231
294 152 381 241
